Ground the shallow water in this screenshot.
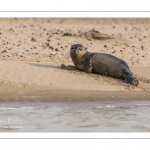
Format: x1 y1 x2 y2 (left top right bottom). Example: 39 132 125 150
0 100 150 132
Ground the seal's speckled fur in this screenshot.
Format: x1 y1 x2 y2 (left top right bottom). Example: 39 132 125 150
62 44 139 86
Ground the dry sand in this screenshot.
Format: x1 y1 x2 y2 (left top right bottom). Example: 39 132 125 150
0 18 150 101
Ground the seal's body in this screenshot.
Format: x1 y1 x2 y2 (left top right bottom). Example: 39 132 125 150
65 44 138 85
91 53 129 79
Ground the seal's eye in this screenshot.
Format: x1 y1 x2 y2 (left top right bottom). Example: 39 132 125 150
79 48 82 51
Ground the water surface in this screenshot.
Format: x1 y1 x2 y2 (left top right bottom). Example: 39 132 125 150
0 100 150 132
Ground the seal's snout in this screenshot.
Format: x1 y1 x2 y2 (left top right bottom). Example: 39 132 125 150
70 47 76 53
70 44 87 59
70 44 85 53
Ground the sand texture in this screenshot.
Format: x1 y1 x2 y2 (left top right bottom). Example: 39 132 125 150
0 18 150 101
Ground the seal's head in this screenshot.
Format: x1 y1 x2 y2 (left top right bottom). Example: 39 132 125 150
70 44 87 59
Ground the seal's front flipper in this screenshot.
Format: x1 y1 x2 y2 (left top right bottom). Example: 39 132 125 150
61 64 77 70
84 59 92 73
84 53 96 73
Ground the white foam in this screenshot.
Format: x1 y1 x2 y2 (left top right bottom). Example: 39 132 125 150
96 105 115 108
96 106 102 108
0 107 34 110
136 104 149 106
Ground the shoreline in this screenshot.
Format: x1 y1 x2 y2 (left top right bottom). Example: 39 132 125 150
1 87 150 102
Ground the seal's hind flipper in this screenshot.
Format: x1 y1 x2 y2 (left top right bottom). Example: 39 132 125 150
124 72 139 86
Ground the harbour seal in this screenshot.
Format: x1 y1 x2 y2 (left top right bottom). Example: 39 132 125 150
61 44 139 86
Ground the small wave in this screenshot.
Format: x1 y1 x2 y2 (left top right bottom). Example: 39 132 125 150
96 105 115 108
0 107 34 110
96 104 150 109
136 104 149 106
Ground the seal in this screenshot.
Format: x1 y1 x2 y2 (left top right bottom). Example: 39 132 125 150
61 44 139 86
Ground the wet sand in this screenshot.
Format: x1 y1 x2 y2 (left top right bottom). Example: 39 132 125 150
0 18 150 101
